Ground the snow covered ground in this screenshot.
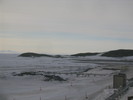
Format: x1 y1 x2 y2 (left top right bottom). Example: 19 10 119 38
0 54 133 100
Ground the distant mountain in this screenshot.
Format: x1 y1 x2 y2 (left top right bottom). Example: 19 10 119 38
71 49 133 57
19 52 62 58
101 49 133 57
19 49 133 58
71 52 99 57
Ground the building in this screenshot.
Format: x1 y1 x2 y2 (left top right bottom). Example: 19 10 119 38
113 73 127 89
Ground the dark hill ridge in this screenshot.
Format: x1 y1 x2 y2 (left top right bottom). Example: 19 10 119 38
71 52 99 57
19 52 62 58
19 52 53 57
101 49 133 57
19 49 133 58
71 49 133 57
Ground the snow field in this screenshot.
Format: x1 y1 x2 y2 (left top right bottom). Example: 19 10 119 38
0 54 133 100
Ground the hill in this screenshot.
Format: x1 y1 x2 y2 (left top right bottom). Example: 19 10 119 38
19 49 133 58
71 52 99 57
101 49 133 57
18 52 62 58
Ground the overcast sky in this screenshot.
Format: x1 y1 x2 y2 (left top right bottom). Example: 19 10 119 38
0 0 133 54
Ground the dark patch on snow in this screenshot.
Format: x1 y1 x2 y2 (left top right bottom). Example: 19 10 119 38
12 71 66 81
102 68 120 70
44 75 66 81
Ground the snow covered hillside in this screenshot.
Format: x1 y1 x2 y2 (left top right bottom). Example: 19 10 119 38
0 54 133 100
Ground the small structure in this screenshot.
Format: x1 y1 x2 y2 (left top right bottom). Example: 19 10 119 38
128 96 133 100
113 73 126 89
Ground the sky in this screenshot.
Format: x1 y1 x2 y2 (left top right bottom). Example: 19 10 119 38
0 0 133 54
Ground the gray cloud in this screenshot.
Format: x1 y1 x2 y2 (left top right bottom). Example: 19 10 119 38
1 0 133 35
0 0 133 53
